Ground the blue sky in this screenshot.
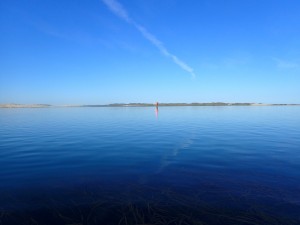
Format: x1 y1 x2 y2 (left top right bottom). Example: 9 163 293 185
1 0 300 104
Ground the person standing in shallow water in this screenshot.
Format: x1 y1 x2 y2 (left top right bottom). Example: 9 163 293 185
155 102 159 118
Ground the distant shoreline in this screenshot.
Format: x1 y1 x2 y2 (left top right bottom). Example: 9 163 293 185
1 103 300 108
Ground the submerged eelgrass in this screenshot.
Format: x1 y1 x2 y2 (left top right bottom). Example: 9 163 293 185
1 184 299 225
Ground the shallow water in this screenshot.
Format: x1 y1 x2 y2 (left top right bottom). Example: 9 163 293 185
1 106 300 224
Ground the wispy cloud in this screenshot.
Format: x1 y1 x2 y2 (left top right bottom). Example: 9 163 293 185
273 58 299 69
102 0 131 23
102 0 196 78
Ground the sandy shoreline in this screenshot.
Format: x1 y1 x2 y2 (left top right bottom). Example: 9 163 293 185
1 103 299 108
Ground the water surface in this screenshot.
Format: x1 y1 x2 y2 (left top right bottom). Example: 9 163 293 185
1 106 300 224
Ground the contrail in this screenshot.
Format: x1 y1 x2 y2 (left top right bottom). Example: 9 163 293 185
102 0 196 78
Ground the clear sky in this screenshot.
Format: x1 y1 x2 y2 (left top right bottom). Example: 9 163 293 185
1 0 300 104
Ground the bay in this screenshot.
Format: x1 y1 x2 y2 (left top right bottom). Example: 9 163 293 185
1 106 300 224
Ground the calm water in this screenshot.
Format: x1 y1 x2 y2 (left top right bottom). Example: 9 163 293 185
1 106 300 224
